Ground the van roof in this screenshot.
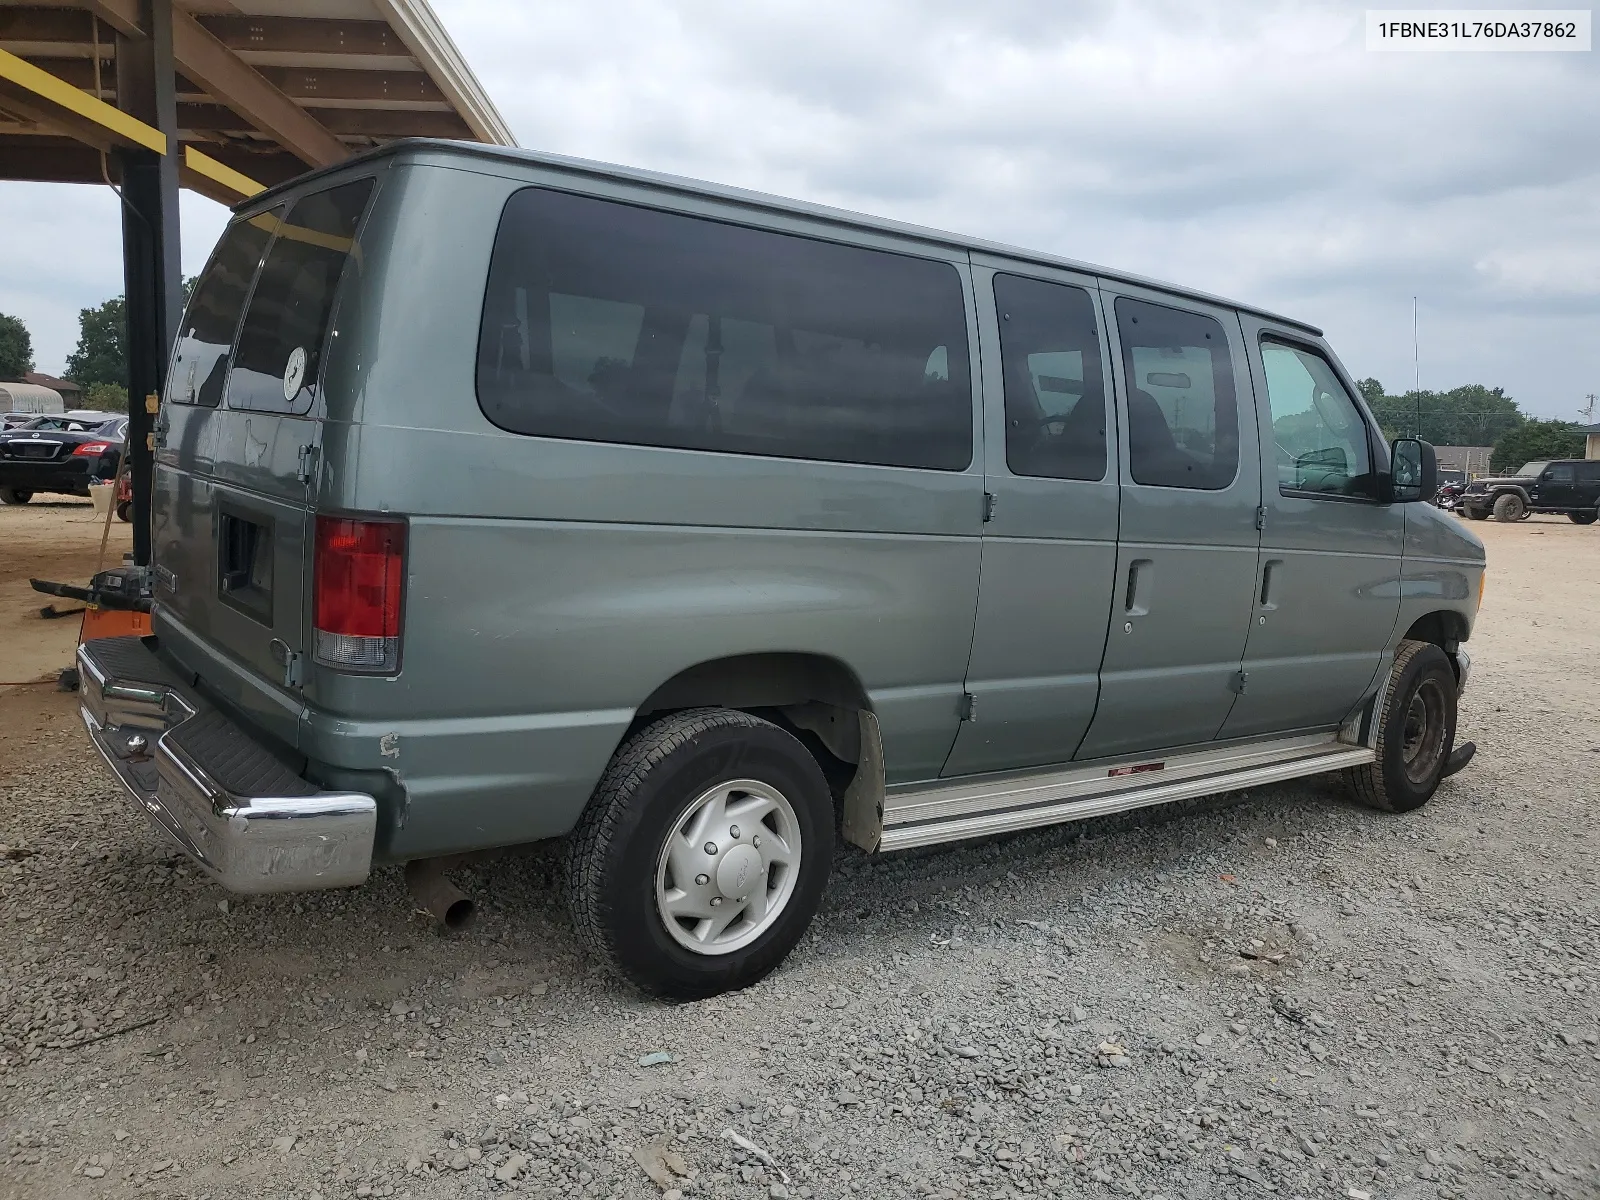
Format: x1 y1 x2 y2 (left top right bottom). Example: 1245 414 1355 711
251 139 1323 337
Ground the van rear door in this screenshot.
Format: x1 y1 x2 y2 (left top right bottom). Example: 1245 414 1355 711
153 178 376 745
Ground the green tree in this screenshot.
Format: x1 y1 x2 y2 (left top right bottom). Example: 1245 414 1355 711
1490 419 1585 474
63 279 199 391
84 381 129 411
0 312 33 379
1363 383 1524 447
65 295 126 389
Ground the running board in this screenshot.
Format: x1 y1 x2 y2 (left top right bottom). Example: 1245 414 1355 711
877 739 1374 852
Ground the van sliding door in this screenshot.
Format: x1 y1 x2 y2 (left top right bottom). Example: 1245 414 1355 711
941 261 1119 777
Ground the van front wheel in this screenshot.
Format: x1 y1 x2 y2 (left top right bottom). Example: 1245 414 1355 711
563 708 833 998
1346 639 1458 813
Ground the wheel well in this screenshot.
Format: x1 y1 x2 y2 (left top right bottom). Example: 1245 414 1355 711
1402 612 1470 681
633 653 872 768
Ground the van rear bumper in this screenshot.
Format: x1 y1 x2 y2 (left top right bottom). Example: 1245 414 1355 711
78 636 376 893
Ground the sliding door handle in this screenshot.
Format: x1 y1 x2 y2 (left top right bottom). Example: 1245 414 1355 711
1124 559 1152 616
1259 559 1283 610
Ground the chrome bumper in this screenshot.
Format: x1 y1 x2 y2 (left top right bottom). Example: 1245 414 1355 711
78 637 376 893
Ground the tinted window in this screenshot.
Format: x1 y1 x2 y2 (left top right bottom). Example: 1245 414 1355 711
1545 463 1575 483
1577 462 1600 483
169 211 276 407
1115 298 1238 490
995 274 1107 481
1259 340 1375 498
477 189 972 470
226 178 375 414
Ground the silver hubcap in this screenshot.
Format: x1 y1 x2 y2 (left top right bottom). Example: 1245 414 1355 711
654 779 802 956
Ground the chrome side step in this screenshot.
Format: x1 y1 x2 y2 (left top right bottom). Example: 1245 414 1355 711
878 737 1373 852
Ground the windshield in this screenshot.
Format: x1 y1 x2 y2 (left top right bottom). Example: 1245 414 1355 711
1517 461 1550 476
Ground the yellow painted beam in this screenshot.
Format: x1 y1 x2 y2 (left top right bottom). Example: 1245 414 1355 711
0 47 165 154
183 146 263 199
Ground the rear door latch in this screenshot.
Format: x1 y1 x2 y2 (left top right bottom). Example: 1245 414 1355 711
296 443 318 484
269 638 303 688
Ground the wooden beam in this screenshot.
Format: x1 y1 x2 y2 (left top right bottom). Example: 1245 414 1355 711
195 16 408 58
0 130 109 181
0 45 161 149
183 144 261 197
0 7 120 48
10 56 114 96
187 143 307 188
255 65 443 104
178 99 470 139
168 6 346 168
24 0 142 40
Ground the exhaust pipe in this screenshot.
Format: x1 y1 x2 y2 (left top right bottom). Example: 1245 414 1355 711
405 858 475 930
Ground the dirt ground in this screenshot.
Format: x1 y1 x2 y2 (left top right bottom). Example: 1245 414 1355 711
0 505 1596 1200
0 498 133 686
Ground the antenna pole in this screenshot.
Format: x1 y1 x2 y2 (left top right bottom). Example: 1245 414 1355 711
1412 295 1420 438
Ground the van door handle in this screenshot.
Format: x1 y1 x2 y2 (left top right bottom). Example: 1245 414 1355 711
1124 559 1152 616
1259 559 1283 611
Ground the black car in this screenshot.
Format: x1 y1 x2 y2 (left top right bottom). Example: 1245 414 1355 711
0 414 127 504
1459 459 1600 524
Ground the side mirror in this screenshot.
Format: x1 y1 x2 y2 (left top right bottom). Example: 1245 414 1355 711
1390 437 1437 504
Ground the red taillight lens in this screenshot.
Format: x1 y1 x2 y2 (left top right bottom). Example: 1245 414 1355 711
312 515 405 673
73 441 111 456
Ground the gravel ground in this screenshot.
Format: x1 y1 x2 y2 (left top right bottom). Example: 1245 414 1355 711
1 513 1596 1200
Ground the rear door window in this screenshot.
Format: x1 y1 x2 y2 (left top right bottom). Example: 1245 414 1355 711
476 188 972 471
169 211 277 407
1115 297 1240 490
225 178 375 414
994 273 1107 481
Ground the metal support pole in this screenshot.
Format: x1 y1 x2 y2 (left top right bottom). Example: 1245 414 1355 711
114 0 180 567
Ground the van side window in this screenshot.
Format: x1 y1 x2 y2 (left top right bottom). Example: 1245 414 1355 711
226 178 375 414
1115 298 1239 490
994 274 1107 482
169 211 277 407
476 188 973 471
1259 340 1375 499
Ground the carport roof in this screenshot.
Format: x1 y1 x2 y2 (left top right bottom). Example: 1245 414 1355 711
0 0 514 201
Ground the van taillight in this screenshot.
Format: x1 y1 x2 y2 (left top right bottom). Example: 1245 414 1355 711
312 516 405 673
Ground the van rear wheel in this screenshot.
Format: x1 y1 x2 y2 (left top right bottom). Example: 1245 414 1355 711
1346 639 1457 814
563 708 833 998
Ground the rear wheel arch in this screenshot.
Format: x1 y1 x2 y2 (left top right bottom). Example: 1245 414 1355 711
624 652 885 841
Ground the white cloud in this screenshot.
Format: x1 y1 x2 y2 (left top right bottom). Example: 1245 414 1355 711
0 0 1594 415
0 184 228 377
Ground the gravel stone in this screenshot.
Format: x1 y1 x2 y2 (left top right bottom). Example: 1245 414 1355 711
1 507 1596 1200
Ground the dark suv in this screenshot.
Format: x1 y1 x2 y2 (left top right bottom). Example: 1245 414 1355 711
1459 459 1600 524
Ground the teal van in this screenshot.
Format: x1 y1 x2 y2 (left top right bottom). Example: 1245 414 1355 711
78 140 1483 997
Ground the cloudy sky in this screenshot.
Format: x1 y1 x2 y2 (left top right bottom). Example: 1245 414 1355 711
2 0 1596 417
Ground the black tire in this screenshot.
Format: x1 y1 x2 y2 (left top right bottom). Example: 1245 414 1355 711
116 501 132 523
0 488 31 505
1346 639 1458 813
1492 492 1525 522
1569 509 1597 526
1463 506 1488 521
563 708 833 998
